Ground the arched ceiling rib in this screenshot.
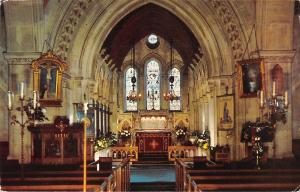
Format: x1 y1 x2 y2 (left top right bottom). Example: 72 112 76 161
102 3 201 69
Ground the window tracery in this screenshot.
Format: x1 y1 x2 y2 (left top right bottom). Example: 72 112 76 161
146 59 160 110
169 67 181 111
125 67 138 111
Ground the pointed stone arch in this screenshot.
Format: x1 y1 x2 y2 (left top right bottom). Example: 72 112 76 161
52 0 247 81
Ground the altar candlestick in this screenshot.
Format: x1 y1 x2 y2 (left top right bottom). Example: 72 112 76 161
272 81 276 97
20 82 24 99
284 91 288 106
8 91 12 110
260 90 264 107
84 102 88 115
33 91 37 109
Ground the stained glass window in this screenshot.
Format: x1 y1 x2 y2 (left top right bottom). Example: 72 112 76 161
125 67 138 111
146 59 160 110
169 68 181 111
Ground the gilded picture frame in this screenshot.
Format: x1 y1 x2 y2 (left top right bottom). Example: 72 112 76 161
237 58 264 98
217 94 234 130
31 50 68 107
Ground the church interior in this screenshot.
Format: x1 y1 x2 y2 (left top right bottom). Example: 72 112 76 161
1 0 300 191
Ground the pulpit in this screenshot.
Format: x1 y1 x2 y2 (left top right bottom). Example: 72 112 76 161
28 118 90 164
136 131 171 153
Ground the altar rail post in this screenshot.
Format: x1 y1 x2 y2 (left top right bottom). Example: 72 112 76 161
113 158 130 192
175 158 191 191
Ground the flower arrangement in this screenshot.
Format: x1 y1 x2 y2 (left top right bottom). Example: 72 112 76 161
24 98 48 122
192 130 210 150
175 126 187 140
94 132 117 152
119 129 131 140
240 121 274 143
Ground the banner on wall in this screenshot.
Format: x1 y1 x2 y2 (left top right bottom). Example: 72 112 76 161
76 111 95 138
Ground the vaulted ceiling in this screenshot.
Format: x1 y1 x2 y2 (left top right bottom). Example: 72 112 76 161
102 3 201 70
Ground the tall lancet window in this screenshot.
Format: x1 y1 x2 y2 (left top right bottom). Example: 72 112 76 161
169 67 181 111
146 59 160 110
125 67 138 111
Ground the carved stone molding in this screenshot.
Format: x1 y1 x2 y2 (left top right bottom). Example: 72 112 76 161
258 50 296 64
204 0 245 60
54 0 94 61
4 52 41 65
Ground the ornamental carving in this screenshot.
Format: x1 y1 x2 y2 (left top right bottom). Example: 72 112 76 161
205 0 245 60
54 0 94 61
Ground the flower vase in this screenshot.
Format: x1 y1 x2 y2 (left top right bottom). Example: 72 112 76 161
94 148 110 171
125 140 131 147
94 148 110 160
196 147 202 156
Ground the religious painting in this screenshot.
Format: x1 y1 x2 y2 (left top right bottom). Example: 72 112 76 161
75 109 95 138
217 95 234 129
32 50 68 106
39 66 58 99
237 58 264 98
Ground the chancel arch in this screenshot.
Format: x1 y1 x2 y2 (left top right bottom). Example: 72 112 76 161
51 1 247 81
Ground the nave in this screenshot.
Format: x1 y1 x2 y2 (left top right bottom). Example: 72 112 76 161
1 0 300 191
1 154 300 192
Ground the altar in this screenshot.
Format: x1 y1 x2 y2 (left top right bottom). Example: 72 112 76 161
136 130 172 153
132 110 173 153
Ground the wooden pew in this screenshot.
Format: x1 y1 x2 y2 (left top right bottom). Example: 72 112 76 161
1 167 114 191
1 184 103 191
175 158 300 192
191 181 300 192
1 158 130 191
189 170 300 191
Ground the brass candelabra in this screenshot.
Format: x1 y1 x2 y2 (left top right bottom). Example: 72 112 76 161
8 83 47 179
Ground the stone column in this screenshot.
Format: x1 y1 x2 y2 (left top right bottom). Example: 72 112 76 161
103 105 107 135
96 101 100 138
100 103 104 135
107 106 111 133
254 0 295 159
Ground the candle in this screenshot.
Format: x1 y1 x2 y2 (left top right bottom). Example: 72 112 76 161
260 90 264 107
20 82 24 99
84 102 88 115
272 81 276 97
8 91 12 110
33 91 37 109
284 91 288 106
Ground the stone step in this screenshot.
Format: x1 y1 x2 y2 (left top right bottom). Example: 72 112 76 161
131 182 175 191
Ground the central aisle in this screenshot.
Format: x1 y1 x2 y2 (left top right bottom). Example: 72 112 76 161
130 164 175 191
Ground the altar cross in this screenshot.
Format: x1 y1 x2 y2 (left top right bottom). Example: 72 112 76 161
150 139 159 150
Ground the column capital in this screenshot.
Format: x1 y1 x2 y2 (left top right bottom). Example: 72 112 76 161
255 50 296 64
4 52 41 65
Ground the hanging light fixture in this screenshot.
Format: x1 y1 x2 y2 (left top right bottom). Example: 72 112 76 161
164 40 180 102
127 43 141 102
